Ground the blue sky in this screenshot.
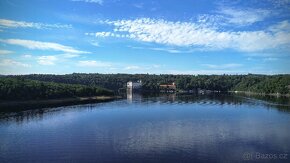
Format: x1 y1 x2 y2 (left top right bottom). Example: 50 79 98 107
0 0 289 75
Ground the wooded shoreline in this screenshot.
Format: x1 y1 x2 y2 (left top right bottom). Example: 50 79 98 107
1 73 289 112
0 96 121 112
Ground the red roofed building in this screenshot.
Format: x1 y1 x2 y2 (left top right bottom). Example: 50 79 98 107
160 82 176 92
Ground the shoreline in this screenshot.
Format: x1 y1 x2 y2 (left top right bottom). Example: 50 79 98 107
0 96 122 112
229 91 290 97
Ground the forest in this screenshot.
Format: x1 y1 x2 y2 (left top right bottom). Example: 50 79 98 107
2 73 290 95
0 78 114 101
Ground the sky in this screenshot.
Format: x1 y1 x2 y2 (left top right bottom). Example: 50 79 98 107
0 0 290 75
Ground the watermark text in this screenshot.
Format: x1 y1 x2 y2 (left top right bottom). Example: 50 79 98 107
243 152 288 160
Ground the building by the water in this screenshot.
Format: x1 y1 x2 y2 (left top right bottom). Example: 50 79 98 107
127 80 142 90
160 82 176 92
127 80 142 102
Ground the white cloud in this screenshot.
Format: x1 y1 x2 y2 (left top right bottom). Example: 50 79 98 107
0 59 31 67
149 47 184 54
152 64 162 68
133 3 144 9
268 20 290 32
166 69 248 75
36 53 79 65
94 32 113 37
0 39 89 54
0 19 72 29
86 31 130 38
37 56 57 65
22 54 32 58
124 65 141 70
197 14 226 28
217 7 271 26
61 53 80 58
72 0 103 5
263 57 278 61
91 18 290 53
202 63 242 69
0 50 13 55
78 60 111 67
123 64 165 72
90 41 100 47
127 45 193 54
270 0 290 8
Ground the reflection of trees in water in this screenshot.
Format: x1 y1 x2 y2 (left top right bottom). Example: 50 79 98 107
0 104 100 123
0 108 46 124
140 93 290 112
232 93 290 113
235 93 290 105
1 94 290 123
141 93 244 105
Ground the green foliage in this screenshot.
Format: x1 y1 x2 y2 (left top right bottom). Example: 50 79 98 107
233 74 290 94
0 78 114 101
2 73 290 95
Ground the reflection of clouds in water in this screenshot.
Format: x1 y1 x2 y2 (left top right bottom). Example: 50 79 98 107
2 94 289 123
109 114 290 159
112 120 229 154
236 112 290 151
1 94 290 162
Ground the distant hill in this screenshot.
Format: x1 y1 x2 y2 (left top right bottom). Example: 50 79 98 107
1 73 290 95
0 78 113 101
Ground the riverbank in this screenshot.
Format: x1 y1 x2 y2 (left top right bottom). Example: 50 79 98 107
0 96 122 112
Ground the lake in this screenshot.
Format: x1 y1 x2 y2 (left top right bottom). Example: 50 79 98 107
0 94 290 163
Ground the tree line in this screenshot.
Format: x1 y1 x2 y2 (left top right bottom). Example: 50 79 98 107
0 78 114 101
2 73 290 94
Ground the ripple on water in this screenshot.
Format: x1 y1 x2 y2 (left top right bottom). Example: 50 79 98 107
1 94 290 162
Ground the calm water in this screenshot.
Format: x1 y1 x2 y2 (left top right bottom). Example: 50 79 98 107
0 94 290 163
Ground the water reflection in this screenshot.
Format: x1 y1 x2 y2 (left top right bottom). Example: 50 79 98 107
1 94 290 123
126 89 142 103
0 94 290 162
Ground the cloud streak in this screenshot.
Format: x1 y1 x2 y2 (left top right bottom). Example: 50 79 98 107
0 59 31 67
0 19 72 29
124 65 140 70
78 60 112 67
0 50 13 55
36 53 80 66
202 63 243 69
71 0 103 5
37 56 57 65
0 39 90 54
217 7 271 26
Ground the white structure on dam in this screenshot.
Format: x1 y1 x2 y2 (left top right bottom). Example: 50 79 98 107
127 80 142 102
127 80 142 90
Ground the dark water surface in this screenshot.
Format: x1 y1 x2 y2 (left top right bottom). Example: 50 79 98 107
1 94 290 163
